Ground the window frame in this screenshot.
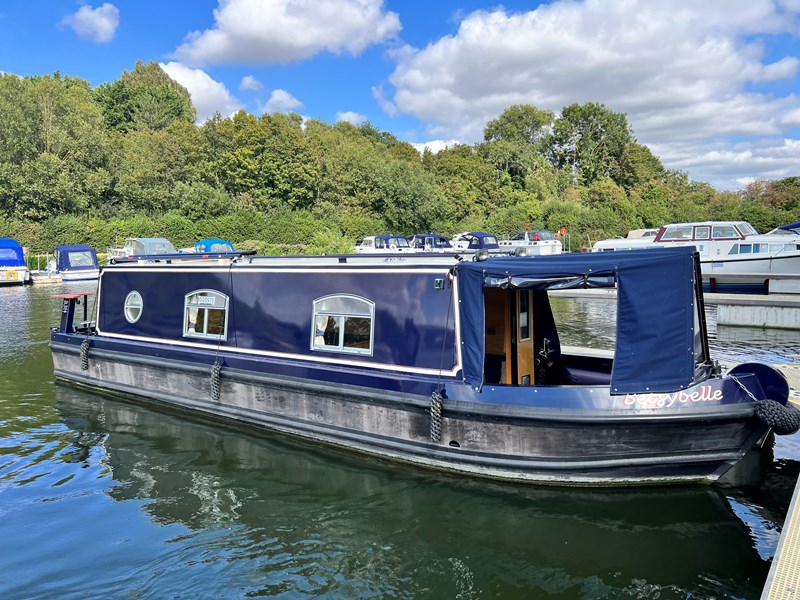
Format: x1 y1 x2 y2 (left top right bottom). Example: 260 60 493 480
124 291 143 324
311 294 375 356
183 289 229 341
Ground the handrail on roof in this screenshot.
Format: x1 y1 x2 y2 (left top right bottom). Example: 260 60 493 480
109 251 256 264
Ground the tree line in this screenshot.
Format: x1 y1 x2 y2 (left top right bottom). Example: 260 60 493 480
0 61 797 255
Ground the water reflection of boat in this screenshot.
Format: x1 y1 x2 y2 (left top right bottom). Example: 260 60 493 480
53 387 772 599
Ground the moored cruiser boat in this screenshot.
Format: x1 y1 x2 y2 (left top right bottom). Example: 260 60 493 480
498 230 563 256
407 234 453 253
593 221 800 292
50 247 798 485
0 238 30 285
107 237 177 263
354 235 412 253
50 244 101 281
450 231 502 255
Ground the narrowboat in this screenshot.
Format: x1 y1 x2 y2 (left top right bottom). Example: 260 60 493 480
49 247 798 486
0 238 30 285
50 244 100 281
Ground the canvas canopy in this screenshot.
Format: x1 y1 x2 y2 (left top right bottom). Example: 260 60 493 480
124 238 176 255
194 238 235 253
0 238 25 267
455 246 699 394
55 245 99 271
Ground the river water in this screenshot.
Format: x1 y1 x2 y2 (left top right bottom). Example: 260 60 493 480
1 283 800 599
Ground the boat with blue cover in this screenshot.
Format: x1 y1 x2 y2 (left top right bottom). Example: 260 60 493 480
450 231 502 255
184 238 236 253
50 245 100 281
49 246 798 485
0 238 29 285
407 234 453 253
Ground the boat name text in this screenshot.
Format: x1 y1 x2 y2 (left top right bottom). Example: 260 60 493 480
622 386 722 408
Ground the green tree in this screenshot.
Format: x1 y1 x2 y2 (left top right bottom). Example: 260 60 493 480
94 61 195 132
547 102 634 187
483 104 554 145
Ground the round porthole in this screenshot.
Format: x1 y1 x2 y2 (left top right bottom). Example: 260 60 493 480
124 291 143 324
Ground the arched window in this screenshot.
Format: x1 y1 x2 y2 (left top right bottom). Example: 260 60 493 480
311 294 374 355
184 290 229 340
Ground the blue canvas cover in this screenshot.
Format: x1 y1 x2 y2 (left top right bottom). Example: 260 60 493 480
0 238 25 267
464 232 499 250
194 238 235 253
777 221 800 233
456 247 698 394
55 245 99 271
408 234 452 249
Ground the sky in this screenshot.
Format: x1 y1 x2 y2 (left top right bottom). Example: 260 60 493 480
1 0 800 191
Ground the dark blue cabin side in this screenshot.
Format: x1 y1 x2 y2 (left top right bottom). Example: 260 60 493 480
96 265 459 373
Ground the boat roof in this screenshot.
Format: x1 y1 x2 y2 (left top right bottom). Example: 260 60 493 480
457 246 699 394
0 238 23 250
54 245 99 270
194 238 235 252
55 244 96 253
0 238 25 267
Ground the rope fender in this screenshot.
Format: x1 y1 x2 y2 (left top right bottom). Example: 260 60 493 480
430 391 443 443
210 360 222 402
80 339 90 371
754 399 800 436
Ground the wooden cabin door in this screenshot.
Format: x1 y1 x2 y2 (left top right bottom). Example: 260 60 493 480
515 290 535 385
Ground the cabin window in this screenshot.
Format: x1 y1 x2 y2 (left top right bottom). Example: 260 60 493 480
519 291 531 340
124 291 143 323
739 244 752 254
694 226 710 240
184 290 229 340
711 225 739 239
662 226 693 240
312 295 374 355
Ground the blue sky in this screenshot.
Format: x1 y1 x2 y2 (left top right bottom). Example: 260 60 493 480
1 0 800 190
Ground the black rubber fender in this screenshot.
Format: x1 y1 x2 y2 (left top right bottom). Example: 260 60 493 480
754 398 800 435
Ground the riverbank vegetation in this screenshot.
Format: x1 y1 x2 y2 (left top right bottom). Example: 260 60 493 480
1 61 797 254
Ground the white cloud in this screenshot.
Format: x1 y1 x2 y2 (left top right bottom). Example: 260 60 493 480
336 111 367 125
239 75 263 91
160 62 242 122
263 89 303 113
172 0 401 66
382 0 800 188
371 85 397 117
410 139 460 154
61 3 119 43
